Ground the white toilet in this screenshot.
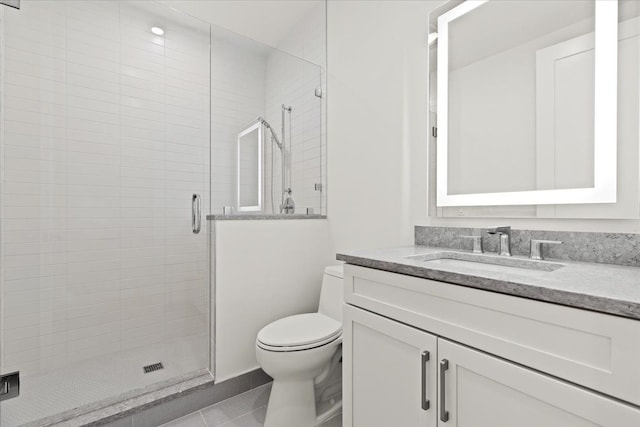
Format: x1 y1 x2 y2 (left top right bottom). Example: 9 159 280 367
256 265 344 427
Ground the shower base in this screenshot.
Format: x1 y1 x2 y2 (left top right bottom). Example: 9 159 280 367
1 335 208 427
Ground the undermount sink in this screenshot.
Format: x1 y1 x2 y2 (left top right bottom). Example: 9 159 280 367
404 251 564 275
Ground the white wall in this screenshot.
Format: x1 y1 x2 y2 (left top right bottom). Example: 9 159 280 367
327 0 439 252
448 41 538 195
213 219 334 381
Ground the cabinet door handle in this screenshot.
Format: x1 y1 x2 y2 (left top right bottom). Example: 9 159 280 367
421 351 430 410
192 194 201 234
440 359 449 422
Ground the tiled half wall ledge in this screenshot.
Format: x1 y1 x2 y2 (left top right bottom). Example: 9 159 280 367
27 368 272 427
207 214 326 220
415 226 640 267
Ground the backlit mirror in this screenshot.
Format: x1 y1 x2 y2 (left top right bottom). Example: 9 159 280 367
435 0 619 207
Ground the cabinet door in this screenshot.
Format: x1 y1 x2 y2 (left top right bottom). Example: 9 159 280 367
437 339 640 427
344 305 438 427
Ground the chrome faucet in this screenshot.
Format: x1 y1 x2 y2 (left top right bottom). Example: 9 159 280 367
486 226 512 257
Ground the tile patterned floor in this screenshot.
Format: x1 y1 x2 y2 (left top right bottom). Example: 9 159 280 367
159 384 342 427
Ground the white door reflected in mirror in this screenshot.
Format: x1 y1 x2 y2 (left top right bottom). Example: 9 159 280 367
435 0 619 207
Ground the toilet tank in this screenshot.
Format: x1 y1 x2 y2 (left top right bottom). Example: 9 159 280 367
318 265 344 322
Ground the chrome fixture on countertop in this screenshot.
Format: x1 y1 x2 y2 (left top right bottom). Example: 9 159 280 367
461 235 483 254
530 239 563 261
486 226 512 257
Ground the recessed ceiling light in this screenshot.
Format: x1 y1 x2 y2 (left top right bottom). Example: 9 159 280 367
151 27 164 36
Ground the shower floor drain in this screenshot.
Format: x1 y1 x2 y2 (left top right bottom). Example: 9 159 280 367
143 362 164 374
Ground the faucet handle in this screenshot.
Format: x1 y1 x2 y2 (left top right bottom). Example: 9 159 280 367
461 235 483 254
486 226 511 235
530 239 563 260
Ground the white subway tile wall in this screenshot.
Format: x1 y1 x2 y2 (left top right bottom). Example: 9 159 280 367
209 6 325 215
267 2 326 215
0 0 210 381
211 32 267 214
264 53 322 215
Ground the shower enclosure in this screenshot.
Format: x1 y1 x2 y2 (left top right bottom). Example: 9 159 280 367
0 1 211 425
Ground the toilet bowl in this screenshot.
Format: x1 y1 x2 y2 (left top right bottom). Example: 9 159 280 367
256 265 344 427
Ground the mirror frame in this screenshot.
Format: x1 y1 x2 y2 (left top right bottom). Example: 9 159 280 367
436 0 619 207
236 121 263 212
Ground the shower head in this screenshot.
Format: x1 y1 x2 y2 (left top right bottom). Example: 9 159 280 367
256 116 283 150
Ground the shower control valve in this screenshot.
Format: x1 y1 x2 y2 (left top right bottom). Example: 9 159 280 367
0 371 20 402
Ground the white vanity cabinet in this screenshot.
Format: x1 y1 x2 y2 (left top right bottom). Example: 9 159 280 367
342 265 640 427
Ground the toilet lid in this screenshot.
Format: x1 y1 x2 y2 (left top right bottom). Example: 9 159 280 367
257 313 342 349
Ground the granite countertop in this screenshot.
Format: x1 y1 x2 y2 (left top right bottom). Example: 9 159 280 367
337 245 640 320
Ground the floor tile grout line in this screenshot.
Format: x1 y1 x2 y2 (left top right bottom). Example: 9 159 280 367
198 410 208 427
162 383 277 427
215 404 267 427
222 406 261 426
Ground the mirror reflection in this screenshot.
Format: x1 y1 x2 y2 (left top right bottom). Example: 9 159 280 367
447 0 597 195
237 123 262 211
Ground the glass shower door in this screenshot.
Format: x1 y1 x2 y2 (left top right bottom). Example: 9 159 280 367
0 1 211 425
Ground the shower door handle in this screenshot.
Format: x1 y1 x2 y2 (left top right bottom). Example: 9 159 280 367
192 194 201 234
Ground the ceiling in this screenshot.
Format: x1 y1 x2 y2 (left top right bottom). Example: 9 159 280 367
161 0 323 48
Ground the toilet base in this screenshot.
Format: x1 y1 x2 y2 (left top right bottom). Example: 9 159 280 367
264 379 317 427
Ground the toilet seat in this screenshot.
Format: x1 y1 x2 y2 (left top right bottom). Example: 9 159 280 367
257 313 342 352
